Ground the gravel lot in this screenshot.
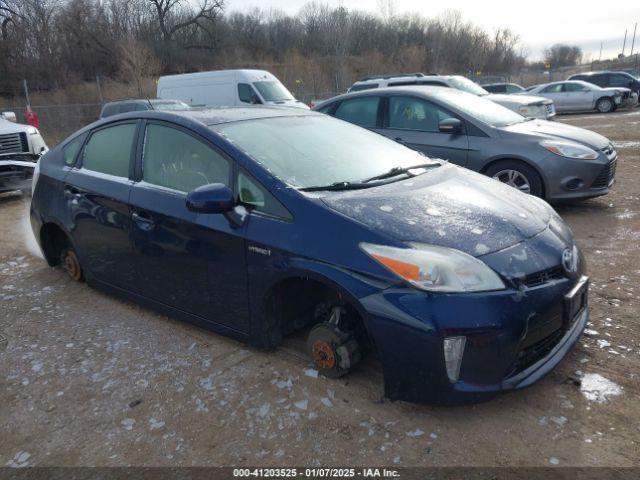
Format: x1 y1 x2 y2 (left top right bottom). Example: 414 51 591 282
1 109 639 468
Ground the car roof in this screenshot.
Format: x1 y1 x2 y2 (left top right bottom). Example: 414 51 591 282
316 85 468 107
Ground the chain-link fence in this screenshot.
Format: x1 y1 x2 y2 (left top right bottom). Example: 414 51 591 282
0 103 102 146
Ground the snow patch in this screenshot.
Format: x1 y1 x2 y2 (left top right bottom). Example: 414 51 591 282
580 373 622 403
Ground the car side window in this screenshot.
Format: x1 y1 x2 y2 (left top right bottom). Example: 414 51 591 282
541 84 563 93
506 84 521 93
316 102 335 114
82 123 136 177
238 83 261 104
142 123 230 193
333 97 380 128
238 170 292 220
388 96 453 132
563 83 585 92
609 74 630 87
63 134 86 167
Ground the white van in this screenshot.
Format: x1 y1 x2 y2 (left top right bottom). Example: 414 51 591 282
156 69 309 110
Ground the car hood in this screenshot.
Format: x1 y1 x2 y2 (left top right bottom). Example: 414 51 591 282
0 119 31 134
487 93 551 106
321 164 551 257
502 119 610 150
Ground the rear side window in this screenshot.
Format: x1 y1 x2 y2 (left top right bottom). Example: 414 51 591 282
142 123 230 193
83 123 136 177
541 84 563 93
334 97 380 128
63 135 85 167
609 74 631 87
563 83 585 92
100 104 119 118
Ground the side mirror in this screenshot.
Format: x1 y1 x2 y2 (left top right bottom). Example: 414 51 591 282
186 183 235 214
1 111 17 122
439 117 463 134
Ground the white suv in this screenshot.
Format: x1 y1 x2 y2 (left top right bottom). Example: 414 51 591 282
0 113 48 194
348 74 556 120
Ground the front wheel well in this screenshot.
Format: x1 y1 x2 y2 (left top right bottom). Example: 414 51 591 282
480 157 546 198
259 277 371 351
40 223 71 266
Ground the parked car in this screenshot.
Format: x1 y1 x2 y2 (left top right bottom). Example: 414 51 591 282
524 80 637 113
157 69 310 110
99 99 191 119
347 73 556 120
30 107 588 405
314 86 617 200
568 71 640 99
481 83 525 94
0 115 48 194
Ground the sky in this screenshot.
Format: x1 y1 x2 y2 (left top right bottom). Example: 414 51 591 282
226 0 640 61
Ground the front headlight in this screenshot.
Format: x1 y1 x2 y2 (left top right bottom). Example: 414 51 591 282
540 140 599 160
27 126 39 135
360 243 505 293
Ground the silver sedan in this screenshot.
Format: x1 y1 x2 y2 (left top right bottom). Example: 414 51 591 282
524 80 637 114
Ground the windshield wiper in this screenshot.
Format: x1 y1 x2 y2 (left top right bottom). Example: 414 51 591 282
360 162 441 183
299 181 370 192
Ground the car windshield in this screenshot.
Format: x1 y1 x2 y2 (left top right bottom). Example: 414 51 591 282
437 89 526 127
253 81 294 101
212 115 434 189
151 101 191 111
448 76 490 96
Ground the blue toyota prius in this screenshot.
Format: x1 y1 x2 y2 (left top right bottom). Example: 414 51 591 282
30 107 588 405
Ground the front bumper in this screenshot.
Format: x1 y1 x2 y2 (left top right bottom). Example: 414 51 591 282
0 159 36 193
358 232 587 405
541 148 617 202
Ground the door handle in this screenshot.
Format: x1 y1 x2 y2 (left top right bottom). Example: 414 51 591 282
132 211 154 226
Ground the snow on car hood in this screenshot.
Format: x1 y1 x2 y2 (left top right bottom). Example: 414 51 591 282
487 93 551 106
0 118 32 135
321 164 551 257
502 119 611 150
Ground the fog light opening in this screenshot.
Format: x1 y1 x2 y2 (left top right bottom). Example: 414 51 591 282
565 178 584 190
443 336 466 383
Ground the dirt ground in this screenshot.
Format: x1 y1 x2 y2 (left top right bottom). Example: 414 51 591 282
1 109 639 468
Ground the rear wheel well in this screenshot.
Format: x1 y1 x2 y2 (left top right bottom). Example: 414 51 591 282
40 223 71 266
260 277 371 350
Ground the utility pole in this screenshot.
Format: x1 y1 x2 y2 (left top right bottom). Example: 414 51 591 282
599 42 603 61
631 23 637 57
622 28 627 56
23 79 30 107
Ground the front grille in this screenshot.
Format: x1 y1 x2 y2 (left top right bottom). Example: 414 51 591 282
511 327 565 374
621 91 630 100
0 132 29 155
545 103 555 116
591 157 617 189
521 266 566 288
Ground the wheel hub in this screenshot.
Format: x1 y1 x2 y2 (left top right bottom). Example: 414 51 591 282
63 250 82 281
493 169 531 194
311 340 336 370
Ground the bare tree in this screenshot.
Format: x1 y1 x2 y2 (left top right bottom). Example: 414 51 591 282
147 0 223 43
544 43 583 68
119 36 160 96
